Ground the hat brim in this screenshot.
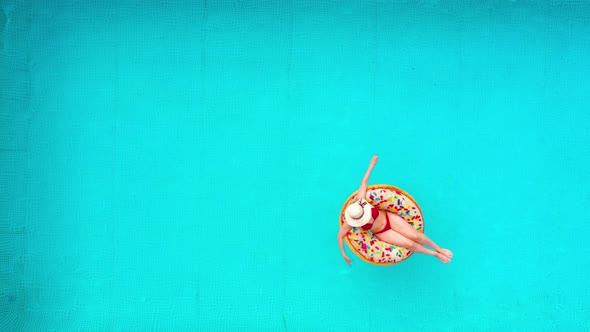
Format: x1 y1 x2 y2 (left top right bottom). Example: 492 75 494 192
344 200 373 227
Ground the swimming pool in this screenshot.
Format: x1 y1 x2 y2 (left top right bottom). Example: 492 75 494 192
2 0 589 330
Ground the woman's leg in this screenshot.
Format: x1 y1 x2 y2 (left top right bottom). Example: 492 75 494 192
386 212 453 258
375 229 450 263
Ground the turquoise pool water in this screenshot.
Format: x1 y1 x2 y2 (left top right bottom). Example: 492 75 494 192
2 0 589 330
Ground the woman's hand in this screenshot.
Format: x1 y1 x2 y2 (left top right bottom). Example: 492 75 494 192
371 154 379 165
343 255 352 265
338 224 353 265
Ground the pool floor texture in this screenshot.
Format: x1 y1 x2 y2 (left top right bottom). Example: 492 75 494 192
1 0 589 331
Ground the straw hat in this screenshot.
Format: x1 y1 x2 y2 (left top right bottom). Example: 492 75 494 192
344 199 373 227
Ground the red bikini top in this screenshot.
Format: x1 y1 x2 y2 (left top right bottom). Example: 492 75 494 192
361 207 380 230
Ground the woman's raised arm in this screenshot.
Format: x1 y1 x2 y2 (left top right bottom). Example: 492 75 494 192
355 154 379 201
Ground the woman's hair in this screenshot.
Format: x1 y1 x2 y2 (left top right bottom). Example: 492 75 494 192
349 196 360 205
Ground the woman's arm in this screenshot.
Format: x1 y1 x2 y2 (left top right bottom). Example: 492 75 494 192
337 223 353 265
355 154 379 201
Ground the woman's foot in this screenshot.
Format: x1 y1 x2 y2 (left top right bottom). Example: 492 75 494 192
438 248 453 259
436 253 451 264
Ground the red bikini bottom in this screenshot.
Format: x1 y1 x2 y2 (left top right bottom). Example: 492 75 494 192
373 212 391 235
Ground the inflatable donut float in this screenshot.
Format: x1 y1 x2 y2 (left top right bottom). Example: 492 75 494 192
339 184 424 265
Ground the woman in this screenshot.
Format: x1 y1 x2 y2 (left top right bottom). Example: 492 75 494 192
337 155 453 265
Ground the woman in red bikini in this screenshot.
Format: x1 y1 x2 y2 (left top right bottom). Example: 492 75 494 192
337 155 453 265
